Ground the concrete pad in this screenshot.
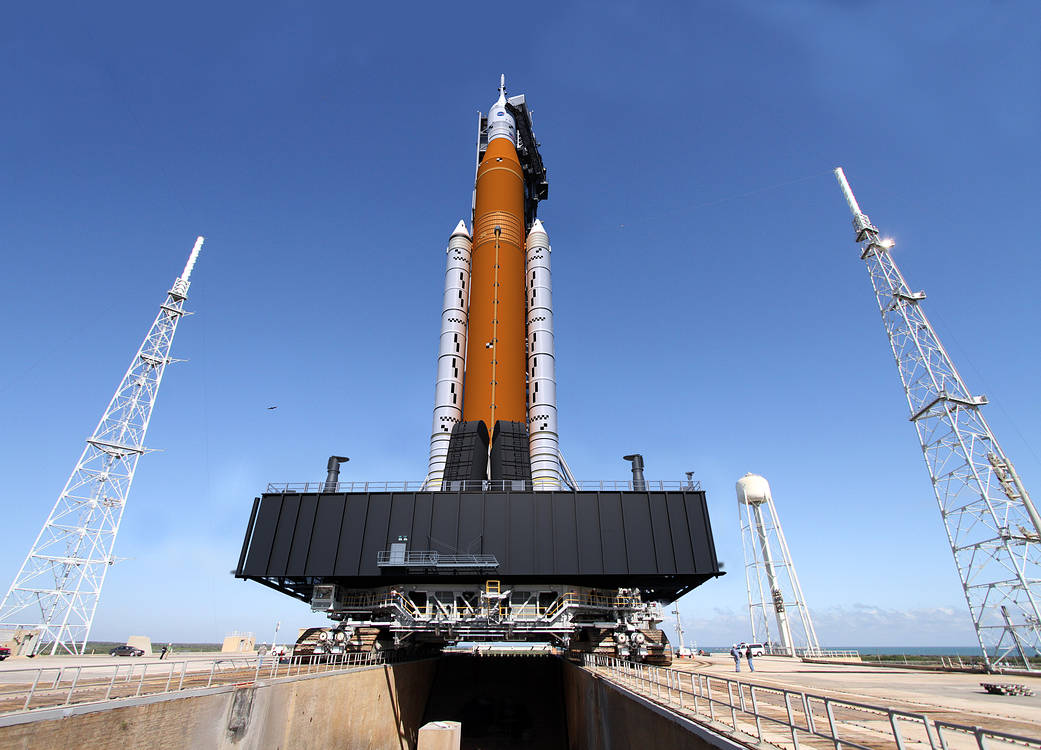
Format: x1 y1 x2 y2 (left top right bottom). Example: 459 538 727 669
675 655 1041 735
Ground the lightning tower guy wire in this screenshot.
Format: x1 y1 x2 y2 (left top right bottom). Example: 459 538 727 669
0 237 205 655
835 167 1041 671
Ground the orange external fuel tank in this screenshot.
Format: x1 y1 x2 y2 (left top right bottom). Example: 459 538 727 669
461 92 528 436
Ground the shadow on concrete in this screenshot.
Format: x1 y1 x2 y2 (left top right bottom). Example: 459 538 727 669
382 663 408 750
422 655 568 750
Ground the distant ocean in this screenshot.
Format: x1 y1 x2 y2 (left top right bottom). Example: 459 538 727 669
834 646 991 656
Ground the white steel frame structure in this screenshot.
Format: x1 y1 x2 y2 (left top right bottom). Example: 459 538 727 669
835 168 1041 671
0 237 204 655
737 474 821 656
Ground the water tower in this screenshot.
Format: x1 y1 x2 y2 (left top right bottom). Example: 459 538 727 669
736 473 821 656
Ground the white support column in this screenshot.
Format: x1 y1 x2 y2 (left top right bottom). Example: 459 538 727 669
525 219 560 490
424 221 472 489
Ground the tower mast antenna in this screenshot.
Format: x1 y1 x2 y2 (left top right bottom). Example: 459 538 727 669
835 167 1041 671
0 236 205 655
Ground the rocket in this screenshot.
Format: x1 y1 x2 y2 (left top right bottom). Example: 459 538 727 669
425 76 559 491
464 80 527 443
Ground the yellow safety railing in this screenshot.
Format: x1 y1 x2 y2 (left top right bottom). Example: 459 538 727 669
543 591 642 620
337 590 421 618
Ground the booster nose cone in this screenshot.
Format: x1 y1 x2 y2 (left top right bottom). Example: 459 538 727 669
487 74 517 146
450 220 470 239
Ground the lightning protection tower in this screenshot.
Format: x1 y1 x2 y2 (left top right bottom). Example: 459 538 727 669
835 167 1041 672
0 237 205 655
737 473 822 657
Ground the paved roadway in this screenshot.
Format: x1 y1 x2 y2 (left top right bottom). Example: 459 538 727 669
673 655 1041 737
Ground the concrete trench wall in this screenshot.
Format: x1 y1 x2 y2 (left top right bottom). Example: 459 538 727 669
561 661 739 750
0 659 437 750
0 658 738 750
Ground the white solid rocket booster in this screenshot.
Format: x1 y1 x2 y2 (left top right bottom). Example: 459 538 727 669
526 219 561 490
424 221 472 489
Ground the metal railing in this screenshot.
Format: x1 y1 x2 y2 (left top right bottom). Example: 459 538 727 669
544 591 647 620
266 479 703 493
330 590 423 619
584 654 1041 750
375 550 499 568
806 649 861 659
0 651 388 717
761 645 861 659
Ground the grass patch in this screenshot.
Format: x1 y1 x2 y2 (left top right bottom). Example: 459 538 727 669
82 641 223 654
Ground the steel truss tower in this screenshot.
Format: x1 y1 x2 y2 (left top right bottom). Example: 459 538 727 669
0 237 204 655
737 473 822 657
835 168 1041 671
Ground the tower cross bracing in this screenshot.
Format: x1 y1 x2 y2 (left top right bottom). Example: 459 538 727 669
0 237 204 655
737 474 822 657
835 168 1041 671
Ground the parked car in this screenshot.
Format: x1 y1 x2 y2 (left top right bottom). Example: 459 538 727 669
738 642 766 657
0 646 10 661
109 645 144 657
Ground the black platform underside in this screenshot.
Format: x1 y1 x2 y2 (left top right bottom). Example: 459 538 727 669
235 489 723 604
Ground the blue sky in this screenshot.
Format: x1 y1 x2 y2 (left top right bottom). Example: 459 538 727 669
1 1 1037 648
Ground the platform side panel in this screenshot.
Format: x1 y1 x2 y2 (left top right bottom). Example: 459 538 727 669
458 493 485 555
573 494 604 575
533 493 555 575
286 494 318 575
240 490 720 583
699 490 721 573
617 493 655 574
388 493 416 546
429 493 461 555
268 495 302 576
600 493 630 575
484 493 508 568
412 492 434 550
684 492 716 571
551 493 579 573
359 494 392 575
240 495 283 576
647 493 678 574
664 493 697 574
306 495 346 576
508 493 536 573
333 494 370 576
